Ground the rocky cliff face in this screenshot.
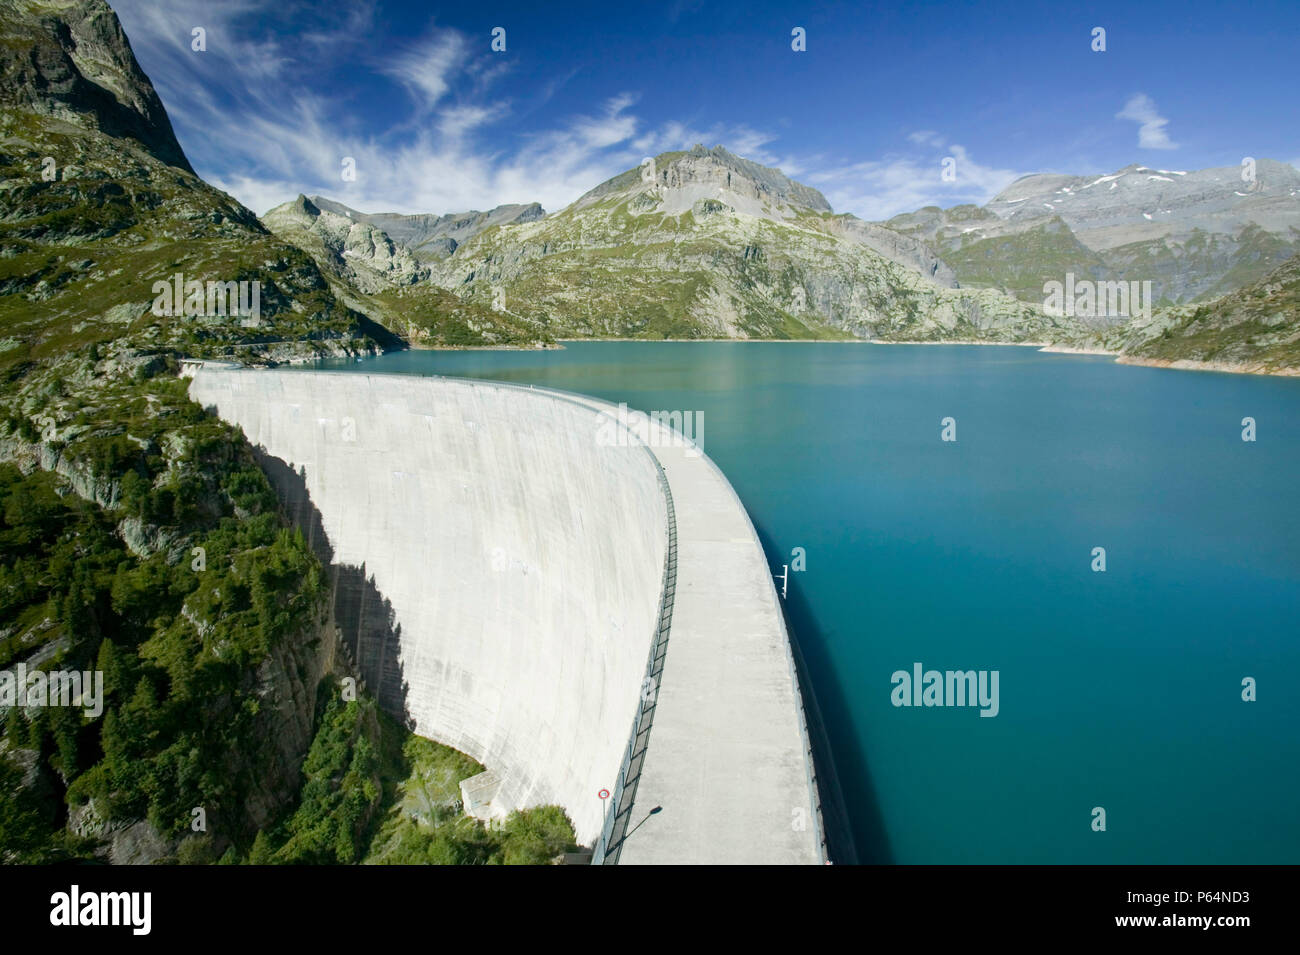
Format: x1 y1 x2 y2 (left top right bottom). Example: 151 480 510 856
572 145 832 216
820 214 958 287
0 0 192 172
306 196 546 261
263 196 430 293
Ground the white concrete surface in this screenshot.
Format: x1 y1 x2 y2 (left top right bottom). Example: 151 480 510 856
188 365 824 863
190 368 665 844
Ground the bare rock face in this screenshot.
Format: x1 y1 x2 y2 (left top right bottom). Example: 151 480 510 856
824 215 958 287
106 818 174 865
0 0 193 171
570 144 831 220
658 144 833 215
262 195 430 292
304 196 546 261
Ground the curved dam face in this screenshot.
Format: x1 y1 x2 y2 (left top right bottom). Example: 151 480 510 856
188 365 826 863
189 368 666 844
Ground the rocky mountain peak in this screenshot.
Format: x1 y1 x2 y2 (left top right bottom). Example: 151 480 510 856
570 144 832 218
0 0 193 171
299 196 546 260
262 194 429 291
664 144 833 213
985 159 1300 250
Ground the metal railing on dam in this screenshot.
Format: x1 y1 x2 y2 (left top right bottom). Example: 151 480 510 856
592 465 676 865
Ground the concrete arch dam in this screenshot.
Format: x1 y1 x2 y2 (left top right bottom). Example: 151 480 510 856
188 366 824 864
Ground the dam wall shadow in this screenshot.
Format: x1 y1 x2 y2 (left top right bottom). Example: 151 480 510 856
254 450 412 726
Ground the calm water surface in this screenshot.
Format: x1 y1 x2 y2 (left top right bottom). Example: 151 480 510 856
314 342 1300 864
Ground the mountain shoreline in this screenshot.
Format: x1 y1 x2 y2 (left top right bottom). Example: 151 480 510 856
1114 354 1300 377
388 338 1300 379
276 145 1300 369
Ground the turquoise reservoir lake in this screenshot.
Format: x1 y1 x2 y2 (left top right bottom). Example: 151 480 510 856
315 343 1300 864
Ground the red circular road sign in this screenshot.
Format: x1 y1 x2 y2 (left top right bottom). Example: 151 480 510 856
598 788 610 800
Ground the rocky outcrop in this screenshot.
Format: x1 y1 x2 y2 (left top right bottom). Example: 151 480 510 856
0 434 119 509
571 144 832 217
823 215 958 287
262 195 430 292
0 0 192 171
305 196 546 260
235 596 337 834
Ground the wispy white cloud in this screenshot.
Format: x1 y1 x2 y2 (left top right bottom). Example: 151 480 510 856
382 31 467 113
906 130 946 148
113 2 1022 223
1116 93 1178 150
111 1 816 217
113 0 590 213
807 142 1024 220
436 103 508 142
630 122 804 177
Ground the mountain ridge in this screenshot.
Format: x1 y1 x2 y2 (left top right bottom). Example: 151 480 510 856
301 195 547 261
261 194 547 347
400 145 1059 341
883 159 1300 305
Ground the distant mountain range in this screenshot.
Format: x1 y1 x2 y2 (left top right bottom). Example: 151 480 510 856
304 196 545 261
279 146 1065 343
1 0 1296 371
276 147 1299 370
884 160 1300 306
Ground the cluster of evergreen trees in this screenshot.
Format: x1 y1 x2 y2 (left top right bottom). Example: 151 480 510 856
1 355 576 865
0 367 324 861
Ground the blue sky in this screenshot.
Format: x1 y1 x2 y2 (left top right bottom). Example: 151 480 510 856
113 0 1300 219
